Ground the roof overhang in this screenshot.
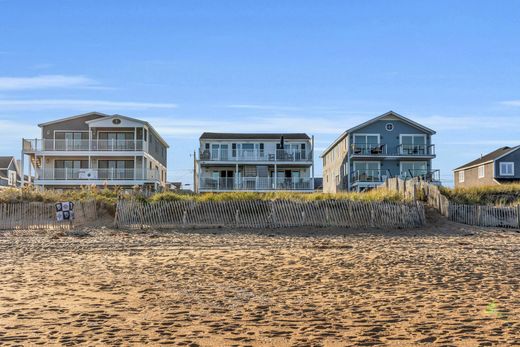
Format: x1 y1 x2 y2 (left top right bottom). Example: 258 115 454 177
38 112 109 127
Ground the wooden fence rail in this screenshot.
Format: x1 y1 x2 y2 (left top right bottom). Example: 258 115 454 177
114 199 425 229
0 200 97 230
383 177 520 229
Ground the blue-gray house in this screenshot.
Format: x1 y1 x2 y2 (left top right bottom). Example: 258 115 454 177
321 111 439 192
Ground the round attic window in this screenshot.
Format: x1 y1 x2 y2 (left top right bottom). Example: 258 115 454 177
112 118 121 125
385 123 394 131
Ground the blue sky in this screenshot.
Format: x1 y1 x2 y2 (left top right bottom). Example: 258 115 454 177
1 1 520 187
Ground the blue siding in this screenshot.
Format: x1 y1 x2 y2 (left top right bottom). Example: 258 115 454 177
495 149 520 179
348 119 432 154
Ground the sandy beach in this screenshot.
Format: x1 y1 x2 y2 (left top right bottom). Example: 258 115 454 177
0 216 519 346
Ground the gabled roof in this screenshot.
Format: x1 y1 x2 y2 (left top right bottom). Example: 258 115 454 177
320 111 436 157
87 114 170 148
454 146 520 171
0 156 14 169
200 132 310 140
38 111 108 127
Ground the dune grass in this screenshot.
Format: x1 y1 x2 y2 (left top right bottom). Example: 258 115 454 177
149 189 405 203
440 184 520 206
0 186 405 206
0 186 120 206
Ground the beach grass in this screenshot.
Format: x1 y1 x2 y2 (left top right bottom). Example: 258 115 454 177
440 184 520 205
0 186 405 205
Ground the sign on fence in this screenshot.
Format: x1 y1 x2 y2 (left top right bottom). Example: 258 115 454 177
55 201 74 222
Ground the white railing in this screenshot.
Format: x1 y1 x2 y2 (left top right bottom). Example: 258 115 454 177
23 139 144 152
38 168 160 181
199 176 314 191
199 148 312 162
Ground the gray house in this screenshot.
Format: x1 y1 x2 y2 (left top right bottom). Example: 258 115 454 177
453 146 520 188
0 156 21 187
321 111 438 192
21 112 169 190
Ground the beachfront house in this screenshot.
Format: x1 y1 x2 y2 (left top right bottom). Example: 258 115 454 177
21 112 169 191
321 111 439 192
194 132 315 192
0 156 22 188
453 146 520 188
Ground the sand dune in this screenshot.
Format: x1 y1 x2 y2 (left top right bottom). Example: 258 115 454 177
0 220 519 346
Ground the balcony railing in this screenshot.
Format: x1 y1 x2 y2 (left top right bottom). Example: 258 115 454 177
350 143 435 156
37 168 160 181
400 169 440 182
351 170 391 184
199 177 314 191
397 144 435 156
351 143 387 155
23 139 144 152
199 149 312 162
351 169 440 184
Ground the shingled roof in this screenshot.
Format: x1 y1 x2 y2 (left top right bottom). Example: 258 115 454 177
200 132 310 140
454 146 520 171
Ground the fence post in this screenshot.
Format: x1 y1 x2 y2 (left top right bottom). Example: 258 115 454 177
517 205 520 229
114 198 120 229
477 205 482 226
182 210 187 225
235 209 240 225
301 210 306 224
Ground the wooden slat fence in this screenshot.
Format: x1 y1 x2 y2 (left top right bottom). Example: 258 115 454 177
114 199 425 229
384 177 520 229
0 200 97 230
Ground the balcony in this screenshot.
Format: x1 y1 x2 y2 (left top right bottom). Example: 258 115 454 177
351 170 391 184
351 169 441 185
350 143 435 157
37 168 160 181
199 148 312 163
23 139 144 152
400 169 440 182
199 177 314 191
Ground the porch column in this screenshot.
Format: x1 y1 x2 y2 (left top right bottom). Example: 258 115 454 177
28 156 32 183
134 127 137 150
311 135 315 190
274 163 277 190
235 163 238 189
134 156 137 180
42 155 45 180
142 156 146 181
20 144 24 187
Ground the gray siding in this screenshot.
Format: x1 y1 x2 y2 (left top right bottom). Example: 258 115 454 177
495 149 520 179
41 114 104 139
148 131 168 167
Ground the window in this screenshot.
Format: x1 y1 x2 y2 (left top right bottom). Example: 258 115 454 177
352 134 380 155
478 165 485 179
7 170 16 186
500 162 515 176
385 123 394 131
400 135 426 155
401 162 427 178
459 171 465 183
353 161 381 182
